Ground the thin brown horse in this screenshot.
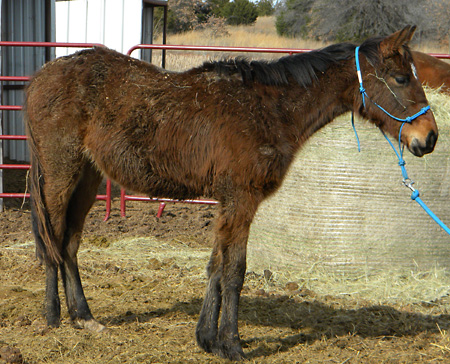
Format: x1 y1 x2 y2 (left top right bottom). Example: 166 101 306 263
25 26 437 361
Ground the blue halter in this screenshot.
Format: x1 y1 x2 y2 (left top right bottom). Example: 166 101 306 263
353 45 431 175
353 47 430 150
354 46 430 122
352 46 450 235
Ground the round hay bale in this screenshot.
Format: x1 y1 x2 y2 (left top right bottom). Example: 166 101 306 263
248 88 450 277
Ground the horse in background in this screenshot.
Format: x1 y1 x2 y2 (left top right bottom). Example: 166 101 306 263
25 26 437 361
413 51 450 94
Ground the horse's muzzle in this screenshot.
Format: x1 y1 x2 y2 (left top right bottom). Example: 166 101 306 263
408 130 438 157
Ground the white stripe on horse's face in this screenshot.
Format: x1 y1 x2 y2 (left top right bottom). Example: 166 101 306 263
411 63 418 80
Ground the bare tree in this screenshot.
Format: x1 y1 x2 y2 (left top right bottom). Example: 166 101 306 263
276 0 430 42
276 0 314 37
423 0 450 51
165 0 205 33
309 0 427 42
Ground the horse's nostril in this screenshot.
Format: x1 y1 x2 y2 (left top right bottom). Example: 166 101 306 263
426 130 438 151
409 140 424 157
409 130 438 157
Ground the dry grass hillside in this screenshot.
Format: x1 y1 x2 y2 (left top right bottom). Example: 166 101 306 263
148 16 448 72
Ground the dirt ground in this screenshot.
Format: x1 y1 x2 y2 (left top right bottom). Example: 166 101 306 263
2 169 450 363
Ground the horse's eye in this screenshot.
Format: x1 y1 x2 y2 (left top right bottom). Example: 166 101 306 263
395 75 408 85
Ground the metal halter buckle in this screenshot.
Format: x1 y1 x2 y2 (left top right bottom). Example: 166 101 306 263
403 178 415 192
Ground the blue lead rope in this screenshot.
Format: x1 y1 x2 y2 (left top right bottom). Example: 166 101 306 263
353 46 450 236
381 125 450 235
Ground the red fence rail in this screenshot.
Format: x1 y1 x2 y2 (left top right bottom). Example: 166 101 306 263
2 41 450 219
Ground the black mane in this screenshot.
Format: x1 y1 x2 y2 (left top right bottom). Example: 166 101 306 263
202 38 385 88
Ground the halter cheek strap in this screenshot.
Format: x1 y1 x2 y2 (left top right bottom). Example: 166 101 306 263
355 46 366 107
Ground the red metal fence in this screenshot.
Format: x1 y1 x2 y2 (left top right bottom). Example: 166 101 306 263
1 41 450 219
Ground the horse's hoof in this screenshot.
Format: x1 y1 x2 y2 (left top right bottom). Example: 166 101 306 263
74 318 108 333
212 343 246 361
46 317 60 328
196 324 218 353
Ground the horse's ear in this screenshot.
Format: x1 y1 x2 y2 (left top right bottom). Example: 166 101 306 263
380 25 416 58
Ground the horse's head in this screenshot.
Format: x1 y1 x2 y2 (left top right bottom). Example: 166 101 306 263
356 25 438 157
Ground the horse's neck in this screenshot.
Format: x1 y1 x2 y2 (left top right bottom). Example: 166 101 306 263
286 63 356 147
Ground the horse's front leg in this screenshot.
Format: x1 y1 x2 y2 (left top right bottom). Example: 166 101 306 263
196 245 222 352
197 201 254 361
215 236 247 361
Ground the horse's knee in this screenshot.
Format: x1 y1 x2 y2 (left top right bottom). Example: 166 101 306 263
206 245 222 277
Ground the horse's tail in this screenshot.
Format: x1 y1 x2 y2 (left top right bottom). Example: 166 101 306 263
25 109 62 264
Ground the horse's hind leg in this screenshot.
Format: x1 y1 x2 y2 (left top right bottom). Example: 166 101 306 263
31 164 82 327
44 260 61 327
32 153 101 329
59 163 104 331
30 199 61 327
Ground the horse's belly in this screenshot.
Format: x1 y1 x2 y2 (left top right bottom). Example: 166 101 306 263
86 146 207 200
